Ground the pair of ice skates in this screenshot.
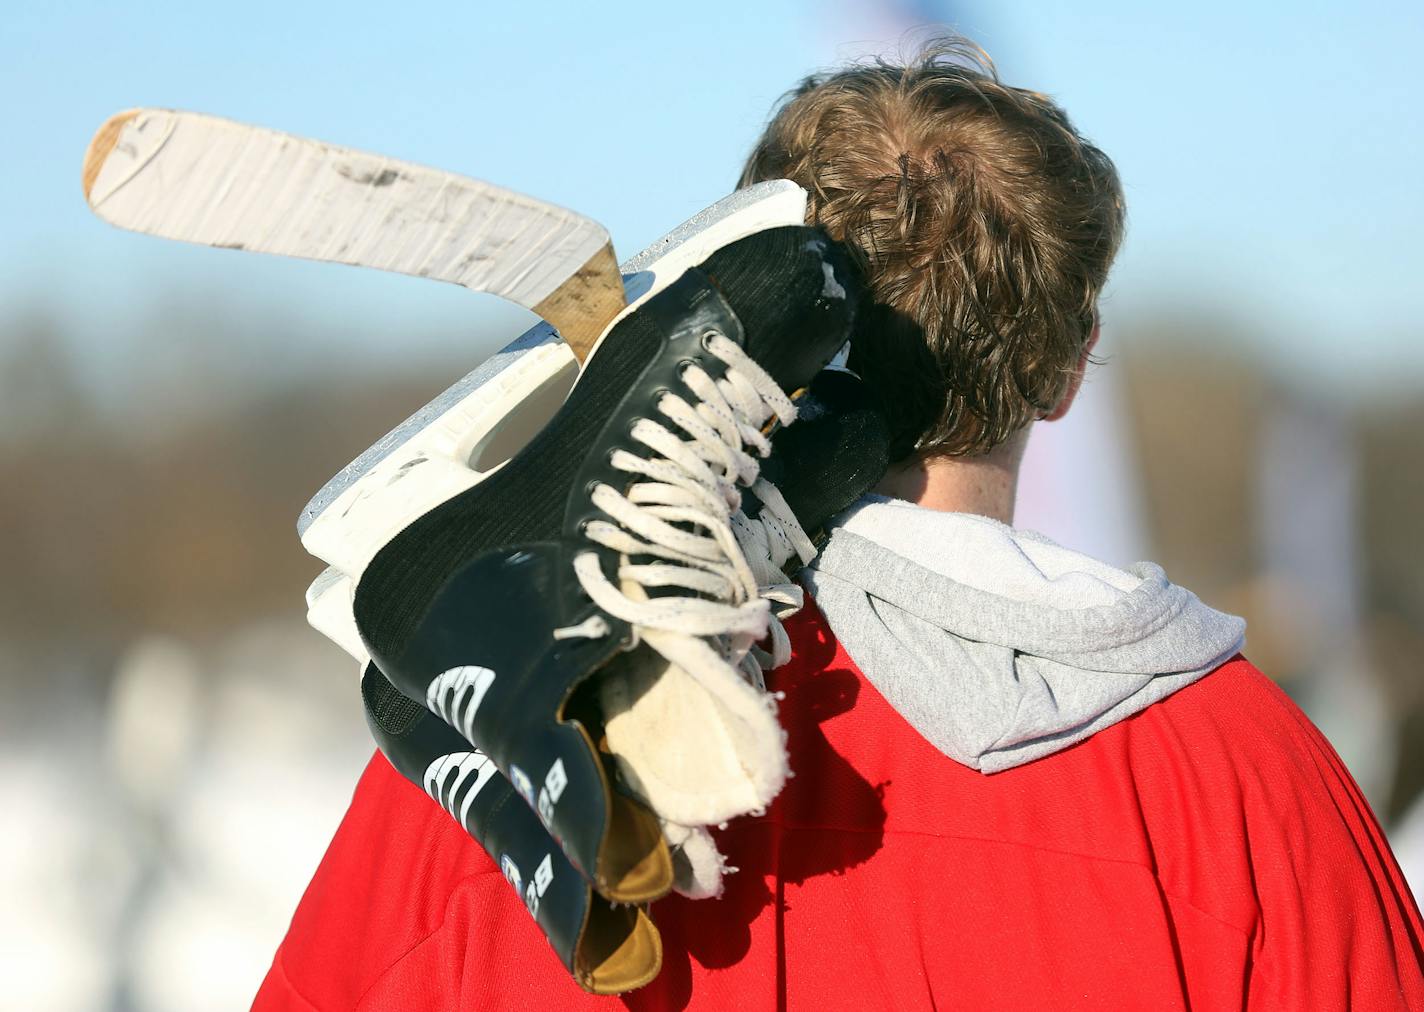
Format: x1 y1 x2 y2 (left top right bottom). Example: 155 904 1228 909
85 111 890 994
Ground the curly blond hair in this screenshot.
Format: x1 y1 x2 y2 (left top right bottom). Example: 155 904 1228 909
740 38 1125 458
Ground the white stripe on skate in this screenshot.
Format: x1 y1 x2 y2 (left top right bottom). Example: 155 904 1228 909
423 750 499 827
426 665 497 744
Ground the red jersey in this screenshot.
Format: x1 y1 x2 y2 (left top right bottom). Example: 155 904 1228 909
255 605 1424 1010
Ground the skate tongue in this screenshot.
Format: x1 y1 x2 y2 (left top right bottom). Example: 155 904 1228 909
601 630 787 824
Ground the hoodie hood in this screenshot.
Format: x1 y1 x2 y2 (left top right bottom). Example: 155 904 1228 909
801 496 1246 773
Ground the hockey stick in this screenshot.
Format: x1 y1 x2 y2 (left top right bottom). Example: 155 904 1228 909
82 109 625 359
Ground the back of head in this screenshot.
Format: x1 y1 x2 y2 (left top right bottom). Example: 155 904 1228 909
741 38 1126 459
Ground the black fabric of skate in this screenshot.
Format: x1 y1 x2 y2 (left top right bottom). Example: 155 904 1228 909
361 667 661 995
357 371 883 995
750 369 891 564
353 226 862 904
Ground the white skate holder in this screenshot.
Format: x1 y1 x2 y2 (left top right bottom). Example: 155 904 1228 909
298 181 811 664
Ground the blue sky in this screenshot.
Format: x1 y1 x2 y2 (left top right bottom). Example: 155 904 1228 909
3 1 1421 394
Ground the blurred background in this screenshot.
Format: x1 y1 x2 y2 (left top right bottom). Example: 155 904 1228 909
2 1 1422 1008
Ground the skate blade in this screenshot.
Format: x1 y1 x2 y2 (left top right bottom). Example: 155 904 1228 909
300 334 578 580
300 181 809 653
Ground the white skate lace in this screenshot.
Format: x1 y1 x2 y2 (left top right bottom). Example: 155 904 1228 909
554 330 816 675
729 478 816 676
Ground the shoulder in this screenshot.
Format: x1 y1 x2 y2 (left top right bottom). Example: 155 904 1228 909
1137 659 1424 1004
1120 654 1356 816
1135 653 1308 735
1114 657 1421 937
1111 655 1358 844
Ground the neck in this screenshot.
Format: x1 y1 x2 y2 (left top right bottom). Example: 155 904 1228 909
873 427 1029 524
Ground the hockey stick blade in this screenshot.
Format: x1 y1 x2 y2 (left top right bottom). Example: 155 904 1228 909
82 109 624 359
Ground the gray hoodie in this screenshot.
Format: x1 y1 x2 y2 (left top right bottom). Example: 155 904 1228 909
802 496 1246 773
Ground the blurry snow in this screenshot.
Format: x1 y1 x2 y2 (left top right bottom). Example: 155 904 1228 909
0 620 371 1012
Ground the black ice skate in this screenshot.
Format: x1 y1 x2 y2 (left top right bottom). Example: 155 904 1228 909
364 370 890 981
352 226 861 903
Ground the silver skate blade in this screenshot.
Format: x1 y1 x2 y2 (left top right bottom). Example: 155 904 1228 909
297 180 808 591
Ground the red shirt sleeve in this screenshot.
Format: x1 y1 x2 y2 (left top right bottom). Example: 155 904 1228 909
1124 659 1424 1009
1241 674 1423 1006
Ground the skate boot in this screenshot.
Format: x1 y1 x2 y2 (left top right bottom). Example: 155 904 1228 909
352 225 862 903
298 181 810 664
365 369 889 976
361 666 663 994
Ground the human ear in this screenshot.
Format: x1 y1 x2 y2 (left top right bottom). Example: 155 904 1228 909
1041 310 1100 422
